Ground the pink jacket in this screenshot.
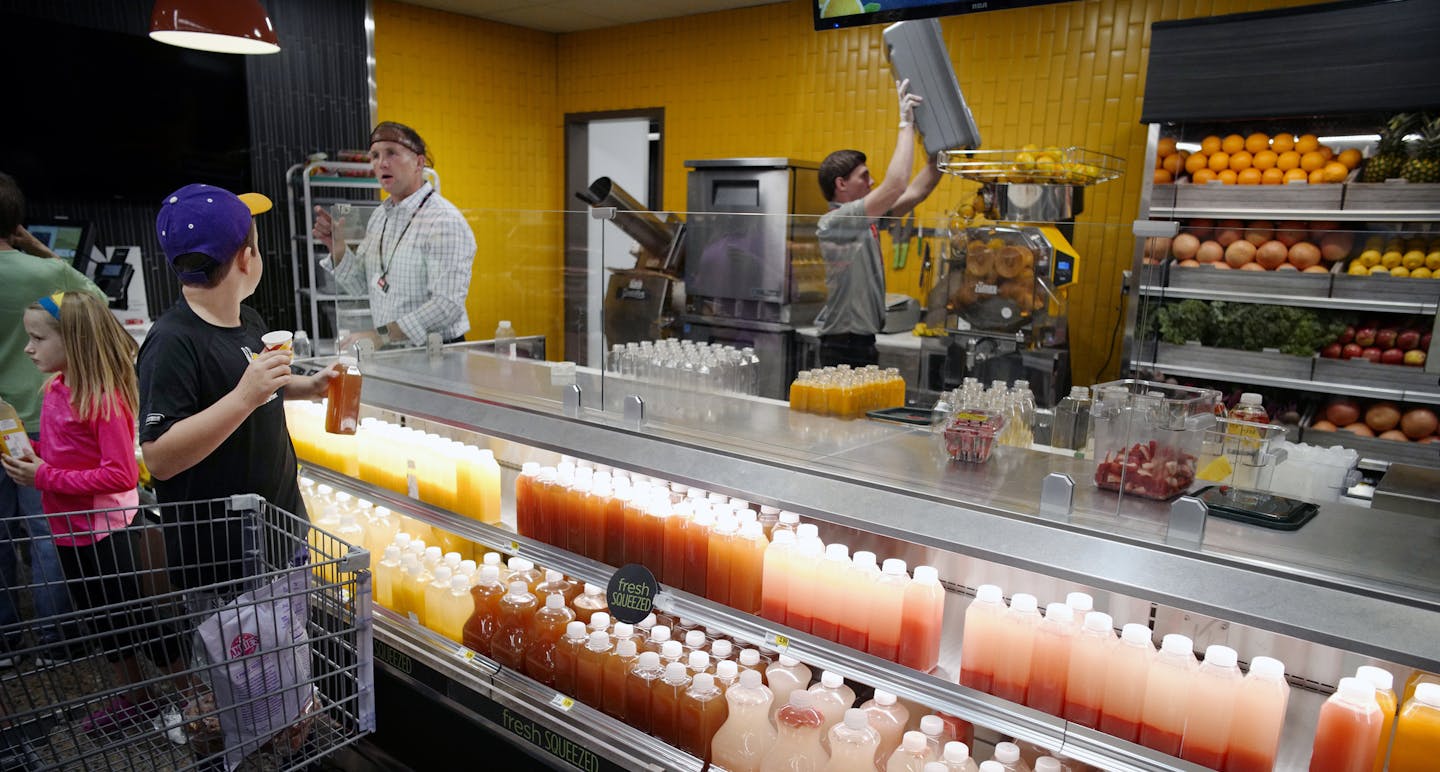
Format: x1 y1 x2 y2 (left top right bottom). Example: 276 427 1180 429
34 375 137 546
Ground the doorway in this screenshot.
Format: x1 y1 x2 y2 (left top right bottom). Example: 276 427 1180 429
563 109 664 366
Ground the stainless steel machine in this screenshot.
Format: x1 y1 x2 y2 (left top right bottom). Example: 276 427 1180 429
680 158 829 399
576 177 687 346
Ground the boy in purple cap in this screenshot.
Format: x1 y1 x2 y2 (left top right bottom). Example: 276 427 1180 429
137 184 336 589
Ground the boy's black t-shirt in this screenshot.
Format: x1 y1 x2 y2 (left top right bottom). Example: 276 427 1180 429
137 300 307 587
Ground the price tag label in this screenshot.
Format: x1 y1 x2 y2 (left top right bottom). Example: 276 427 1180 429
407 611 420 625
510 541 520 554
549 694 575 711
457 649 476 663
766 632 790 651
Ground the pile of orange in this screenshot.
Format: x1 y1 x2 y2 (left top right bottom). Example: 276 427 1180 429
1154 132 1362 186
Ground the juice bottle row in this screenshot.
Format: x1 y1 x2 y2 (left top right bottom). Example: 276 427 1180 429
788 365 907 419
287 402 502 525
299 476 491 572
1310 669 1440 772
515 459 946 672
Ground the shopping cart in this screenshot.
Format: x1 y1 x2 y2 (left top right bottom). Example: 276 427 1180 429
0 495 374 771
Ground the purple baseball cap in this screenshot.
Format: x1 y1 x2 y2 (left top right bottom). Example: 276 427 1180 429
155 184 272 283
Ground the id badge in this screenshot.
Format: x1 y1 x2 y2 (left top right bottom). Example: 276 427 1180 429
377 275 389 293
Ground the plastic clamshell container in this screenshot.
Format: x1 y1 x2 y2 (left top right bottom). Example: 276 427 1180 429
1090 379 1221 500
940 408 1005 463
1197 417 1291 493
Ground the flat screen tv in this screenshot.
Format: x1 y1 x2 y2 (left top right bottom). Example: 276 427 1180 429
816 0 1071 31
0 12 250 203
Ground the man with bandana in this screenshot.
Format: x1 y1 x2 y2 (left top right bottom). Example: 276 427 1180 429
314 122 477 352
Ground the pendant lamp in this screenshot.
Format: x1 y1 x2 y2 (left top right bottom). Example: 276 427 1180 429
150 0 280 55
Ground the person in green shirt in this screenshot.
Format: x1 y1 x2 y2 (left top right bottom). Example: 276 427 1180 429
0 171 103 666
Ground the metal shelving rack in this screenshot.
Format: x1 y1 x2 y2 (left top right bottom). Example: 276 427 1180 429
284 160 440 350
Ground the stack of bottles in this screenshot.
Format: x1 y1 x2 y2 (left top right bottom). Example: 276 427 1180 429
287 404 502 529
757 525 947 673
299 476 481 574
515 462 780 614
605 339 762 396
933 378 1037 448
788 365 907 418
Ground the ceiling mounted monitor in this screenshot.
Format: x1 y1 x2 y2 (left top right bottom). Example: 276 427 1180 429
816 0 1072 31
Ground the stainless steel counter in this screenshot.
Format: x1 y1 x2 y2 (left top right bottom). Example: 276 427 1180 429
349 346 1440 669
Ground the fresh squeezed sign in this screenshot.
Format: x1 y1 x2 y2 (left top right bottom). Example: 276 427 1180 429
606 563 658 624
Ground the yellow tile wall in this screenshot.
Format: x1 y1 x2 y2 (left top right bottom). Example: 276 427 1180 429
373 0 563 354
378 0 1316 379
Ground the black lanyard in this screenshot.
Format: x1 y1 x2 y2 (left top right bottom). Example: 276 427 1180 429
376 188 435 286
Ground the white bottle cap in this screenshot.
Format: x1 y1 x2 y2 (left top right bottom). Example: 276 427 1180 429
458 559 476 576
923 764 949 772
1337 676 1377 704
545 594 565 609
1161 634 1193 655
511 557 534 572
383 545 401 561
664 662 689 681
771 530 796 545
1065 592 1094 612
685 630 706 648
688 652 710 671
587 631 609 647
545 569 563 583
589 612 611 631
716 660 738 680
1044 603 1074 624
711 640 733 659
637 613 657 630
1121 624 1152 646
692 672 715 691
1240 392 1263 405
882 558 908 575
739 669 763 688
431 566 452 583
616 640 637 658
374 506 392 520
566 621 586 638
443 552 462 568
508 581 529 595
1356 666 1394 691
842 708 868 730
739 521 763 539
778 654 800 668
1414 683 1440 707
976 584 1003 603
482 552 501 566
1204 645 1238 669
824 543 850 561
661 641 683 660
739 649 761 667
993 742 1020 763
779 510 800 525
651 626 672 643
1010 593 1038 613
334 490 351 504
820 671 843 689
637 651 660 669
851 551 877 571
1250 656 1285 680
902 731 927 753
1083 611 1114 633
789 689 815 708
1035 759 1062 772
873 689 896 706
796 523 819 541
920 714 943 736
613 622 634 639
424 546 443 563
583 583 603 596
980 763 1005 772
450 575 470 592
943 741 970 762
479 565 500 583
912 565 939 584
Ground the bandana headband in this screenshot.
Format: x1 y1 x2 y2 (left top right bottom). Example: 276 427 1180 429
37 292 63 321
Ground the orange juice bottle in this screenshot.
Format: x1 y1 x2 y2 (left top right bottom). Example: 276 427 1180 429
575 631 612 707
1309 676 1384 772
785 538 822 634
507 557 543 596
1138 634 1197 756
1064 612 1115 728
684 507 714 598
602 485 627 567
324 356 362 434
1389 682 1440 771
515 462 539 538
662 500 690 587
524 593 575 688
839 551 877 652
651 662 692 746
572 582 608 625
1099 624 1154 742
622 488 647 566
1222 656 1289 772
554 621 589 696
959 584 1005 692
432 574 473 644
688 651 714 679
867 559 909 662
534 467 559 545
660 640 686 670
626 651 666 734
604 639 639 720
422 566 455 631
1179 644 1241 767
1402 672 1440 704
536 570 580 607
474 447 501 525
996 593 1042 702
759 529 795 623
463 565 505 656
374 545 402 610
1356 665 1397 772
811 542 850 641
679 672 729 760
730 521 768 614
1026 603 1074 715
644 625 672 655
706 515 739 607
490 581 537 671
898 565 945 673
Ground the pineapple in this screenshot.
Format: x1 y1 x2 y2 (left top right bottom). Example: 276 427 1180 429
1401 114 1440 184
1363 113 1417 183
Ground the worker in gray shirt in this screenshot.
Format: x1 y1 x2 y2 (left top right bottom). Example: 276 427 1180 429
815 78 942 367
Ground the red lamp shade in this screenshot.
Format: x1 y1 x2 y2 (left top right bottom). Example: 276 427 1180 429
150 0 280 55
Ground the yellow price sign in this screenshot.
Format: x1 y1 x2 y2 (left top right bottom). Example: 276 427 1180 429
550 694 575 711
767 633 790 651
510 541 520 553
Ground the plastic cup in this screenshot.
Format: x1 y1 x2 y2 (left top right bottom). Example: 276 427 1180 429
262 330 294 354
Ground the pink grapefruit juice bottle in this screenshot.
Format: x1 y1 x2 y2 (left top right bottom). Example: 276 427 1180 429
959 584 1006 693
811 543 851 641
1138 633 1197 755
1098 623 1154 742
1178 644 1241 767
898 565 946 673
838 551 878 652
867 559 909 662
1222 656 1289 772
1308 676 1383 772
1025 603 1075 715
992 593 1042 704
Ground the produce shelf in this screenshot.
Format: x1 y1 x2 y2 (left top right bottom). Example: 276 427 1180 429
1150 181 1440 222
1138 358 1440 406
1138 282 1439 315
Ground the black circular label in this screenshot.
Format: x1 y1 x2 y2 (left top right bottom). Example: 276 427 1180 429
605 563 658 625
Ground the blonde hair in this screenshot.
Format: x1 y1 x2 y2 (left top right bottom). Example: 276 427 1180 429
29 292 139 423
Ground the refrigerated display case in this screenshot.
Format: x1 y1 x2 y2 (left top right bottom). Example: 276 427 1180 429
293 343 1439 771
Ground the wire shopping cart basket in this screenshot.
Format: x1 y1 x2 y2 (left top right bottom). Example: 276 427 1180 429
0 494 373 771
